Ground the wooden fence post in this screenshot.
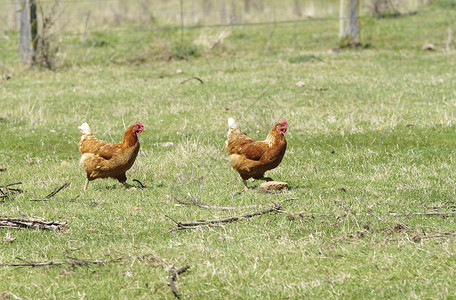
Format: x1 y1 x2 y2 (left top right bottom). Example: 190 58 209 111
30 0 38 54
18 0 32 64
339 0 359 44
17 0 37 64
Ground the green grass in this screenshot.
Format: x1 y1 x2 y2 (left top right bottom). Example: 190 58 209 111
1 6 456 299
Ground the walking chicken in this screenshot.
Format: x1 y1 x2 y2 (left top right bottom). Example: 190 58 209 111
78 121 144 190
225 118 288 191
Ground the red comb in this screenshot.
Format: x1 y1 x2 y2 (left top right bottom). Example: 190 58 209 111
279 118 288 126
136 121 143 127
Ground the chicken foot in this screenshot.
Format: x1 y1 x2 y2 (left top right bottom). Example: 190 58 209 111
83 179 135 191
122 182 134 189
259 176 273 182
240 176 274 193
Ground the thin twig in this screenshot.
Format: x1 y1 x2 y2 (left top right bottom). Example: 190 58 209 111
178 205 280 226
133 179 145 188
0 256 123 268
283 210 456 218
0 182 24 198
186 193 298 210
67 195 80 202
0 182 22 189
414 233 455 241
165 215 180 225
168 223 223 233
16 207 24 218
168 265 191 298
187 193 262 210
169 203 281 231
45 182 70 199
0 216 68 230
388 210 456 216
174 198 190 206
180 77 204 84
30 182 70 201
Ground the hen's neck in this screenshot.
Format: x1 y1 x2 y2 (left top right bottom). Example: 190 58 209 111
120 126 139 148
264 129 283 147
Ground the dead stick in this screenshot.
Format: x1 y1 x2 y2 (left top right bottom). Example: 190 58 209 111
174 198 190 206
0 216 68 230
284 210 456 218
187 193 262 210
165 215 180 225
168 223 223 233
0 182 22 189
176 204 281 227
180 77 203 85
6 188 24 193
45 182 70 199
1 260 67 267
187 193 297 211
0 256 122 268
168 265 191 298
388 211 456 216
30 183 70 201
133 179 145 188
417 233 455 240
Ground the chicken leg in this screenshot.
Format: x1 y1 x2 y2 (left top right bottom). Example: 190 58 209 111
259 176 273 182
242 179 249 192
122 182 134 189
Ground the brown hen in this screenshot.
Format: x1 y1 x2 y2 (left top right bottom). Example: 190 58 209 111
225 118 288 191
78 121 144 190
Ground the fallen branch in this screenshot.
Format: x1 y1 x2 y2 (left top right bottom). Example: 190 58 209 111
0 256 123 268
180 76 203 85
168 224 224 233
168 265 191 298
45 182 70 199
186 193 262 210
0 182 23 189
412 232 455 243
0 216 68 230
388 210 456 216
0 182 24 199
284 210 456 219
133 179 145 188
186 193 297 211
168 202 282 231
30 182 70 201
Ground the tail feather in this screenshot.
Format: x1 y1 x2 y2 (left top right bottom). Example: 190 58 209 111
226 117 237 144
228 118 236 129
78 123 92 135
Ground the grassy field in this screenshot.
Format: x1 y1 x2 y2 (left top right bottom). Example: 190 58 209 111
1 3 456 299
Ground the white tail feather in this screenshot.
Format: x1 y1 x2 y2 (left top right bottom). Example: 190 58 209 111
226 117 237 144
228 118 236 129
78 122 92 135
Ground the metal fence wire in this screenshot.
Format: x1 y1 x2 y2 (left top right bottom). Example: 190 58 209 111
0 0 431 34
